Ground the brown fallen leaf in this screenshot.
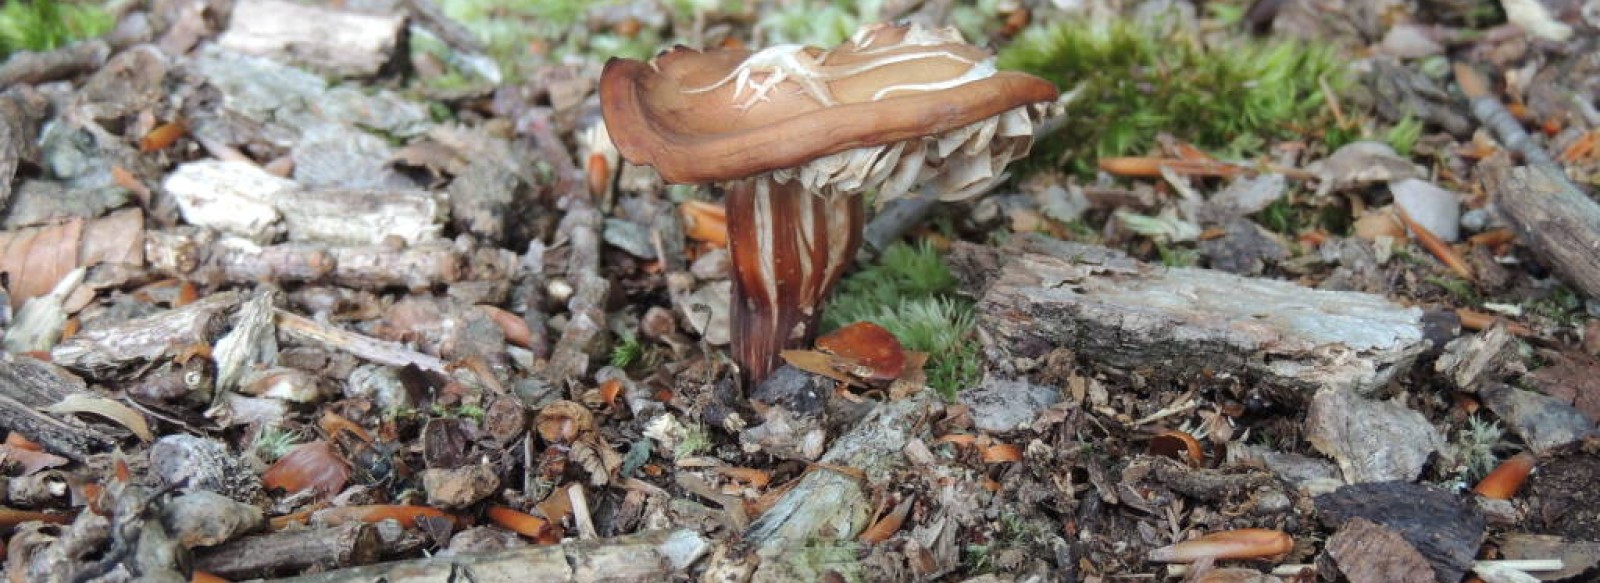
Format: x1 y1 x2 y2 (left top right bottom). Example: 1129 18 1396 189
535 400 594 444
815 321 907 384
262 440 349 498
1149 430 1205 467
0 208 144 310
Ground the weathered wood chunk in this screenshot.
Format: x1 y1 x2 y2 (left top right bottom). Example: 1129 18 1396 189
950 234 1427 396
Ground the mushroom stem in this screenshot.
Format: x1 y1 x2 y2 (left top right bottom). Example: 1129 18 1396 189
725 177 863 385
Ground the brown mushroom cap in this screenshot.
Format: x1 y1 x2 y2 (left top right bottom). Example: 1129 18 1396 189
598 25 1060 186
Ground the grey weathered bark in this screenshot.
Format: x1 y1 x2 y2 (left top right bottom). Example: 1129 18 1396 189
1480 159 1600 300
243 528 710 583
949 233 1429 397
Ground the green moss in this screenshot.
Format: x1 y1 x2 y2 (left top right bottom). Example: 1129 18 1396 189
825 242 981 399
610 330 643 368
998 19 1346 173
0 0 112 58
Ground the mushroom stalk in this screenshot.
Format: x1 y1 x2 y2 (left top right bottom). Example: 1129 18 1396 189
725 177 863 384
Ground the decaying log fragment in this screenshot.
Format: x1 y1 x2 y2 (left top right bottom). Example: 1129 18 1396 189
0 356 120 461
744 394 936 580
950 234 1428 396
275 310 447 375
50 291 241 377
217 0 405 78
194 522 381 579
145 229 518 290
1480 158 1600 300
0 40 110 87
245 528 710 583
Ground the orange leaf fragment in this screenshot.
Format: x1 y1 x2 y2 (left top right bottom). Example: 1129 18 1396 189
858 497 914 544
598 378 623 408
4 432 42 451
980 442 1022 463
1474 452 1535 500
313 504 454 530
262 440 349 498
0 507 73 528
779 349 859 385
318 411 373 445
712 466 772 488
816 321 907 383
1148 430 1204 467
680 200 728 247
139 119 188 152
486 505 561 544
1148 528 1293 563
190 571 230 583
1098 157 1243 178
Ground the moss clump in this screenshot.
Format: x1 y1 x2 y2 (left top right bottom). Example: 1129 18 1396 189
998 19 1346 173
0 0 113 58
824 242 982 399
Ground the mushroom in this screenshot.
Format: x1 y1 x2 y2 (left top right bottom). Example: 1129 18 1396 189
599 23 1059 385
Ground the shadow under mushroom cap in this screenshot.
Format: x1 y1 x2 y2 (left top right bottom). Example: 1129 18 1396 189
598 23 1061 200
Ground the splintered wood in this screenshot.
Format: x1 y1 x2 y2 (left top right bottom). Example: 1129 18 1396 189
950 234 1428 396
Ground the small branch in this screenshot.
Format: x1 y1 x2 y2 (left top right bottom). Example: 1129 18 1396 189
1164 558 1564 577
274 310 448 375
0 40 109 86
1454 63 1558 169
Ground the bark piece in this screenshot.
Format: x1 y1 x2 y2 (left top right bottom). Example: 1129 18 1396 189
276 188 444 246
218 0 405 78
1495 533 1600 582
421 464 499 509
0 356 119 461
1479 383 1598 452
1525 439 1600 541
1481 159 1600 300
1305 388 1445 483
275 310 448 375
958 377 1061 433
1436 325 1521 392
147 434 261 499
0 40 109 87
746 394 936 581
1316 481 1484 583
51 292 240 377
0 86 50 208
243 528 710 583
949 234 1427 396
1326 517 1437 583
162 160 293 243
145 229 517 291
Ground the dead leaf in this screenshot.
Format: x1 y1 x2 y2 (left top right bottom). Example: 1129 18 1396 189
263 440 349 498
486 505 562 544
0 209 144 310
41 394 153 442
1148 528 1294 562
859 496 914 544
816 321 907 383
779 349 860 386
535 400 594 444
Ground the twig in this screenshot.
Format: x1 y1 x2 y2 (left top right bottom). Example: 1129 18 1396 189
860 195 939 259
0 40 109 86
1454 63 1558 169
1394 204 1474 281
274 310 448 375
1164 558 1564 577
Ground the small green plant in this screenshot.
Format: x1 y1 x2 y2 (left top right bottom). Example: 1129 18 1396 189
610 331 644 368
674 422 713 459
1426 275 1482 307
1455 416 1511 483
1384 115 1425 157
431 403 486 421
252 425 304 463
825 242 982 398
998 19 1345 173
1525 285 1583 326
0 0 113 58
